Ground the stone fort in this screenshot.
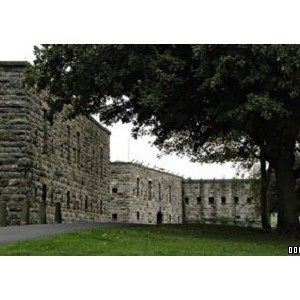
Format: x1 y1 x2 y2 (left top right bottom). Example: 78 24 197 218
0 61 261 227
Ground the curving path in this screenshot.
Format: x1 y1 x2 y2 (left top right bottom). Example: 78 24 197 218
0 222 140 247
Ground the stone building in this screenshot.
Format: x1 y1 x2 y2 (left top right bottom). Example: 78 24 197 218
183 179 260 226
0 61 261 227
0 61 111 225
110 162 183 224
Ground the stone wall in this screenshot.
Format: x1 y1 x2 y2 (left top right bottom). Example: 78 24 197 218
183 179 260 226
110 162 183 224
0 61 111 225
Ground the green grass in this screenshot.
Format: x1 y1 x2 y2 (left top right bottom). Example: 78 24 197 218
0 224 298 255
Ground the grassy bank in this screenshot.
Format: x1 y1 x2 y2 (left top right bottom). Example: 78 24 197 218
0 224 297 255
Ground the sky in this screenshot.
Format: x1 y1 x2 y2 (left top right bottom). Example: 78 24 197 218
0 44 238 179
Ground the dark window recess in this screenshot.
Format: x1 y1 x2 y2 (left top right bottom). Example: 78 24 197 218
50 192 54 205
112 187 118 194
197 197 201 204
100 200 103 214
112 213 118 220
148 180 152 200
209 197 214 204
137 211 140 220
66 191 70 207
158 183 162 200
85 196 88 210
100 147 104 177
136 178 140 196
67 126 71 161
235 215 241 219
77 132 81 165
42 109 48 154
221 196 226 204
247 197 252 204
185 197 189 204
42 184 47 202
234 197 239 204
168 186 172 202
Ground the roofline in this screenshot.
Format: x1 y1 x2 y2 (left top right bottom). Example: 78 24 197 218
86 115 111 135
0 61 28 67
111 161 183 179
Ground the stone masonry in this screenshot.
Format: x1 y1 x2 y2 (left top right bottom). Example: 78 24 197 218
0 61 111 225
183 179 260 226
0 61 261 227
110 162 183 224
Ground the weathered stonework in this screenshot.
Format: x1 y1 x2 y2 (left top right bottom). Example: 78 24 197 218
0 62 111 225
110 162 183 224
183 179 260 226
0 61 262 228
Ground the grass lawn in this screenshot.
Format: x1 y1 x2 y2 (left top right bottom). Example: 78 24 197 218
0 223 298 255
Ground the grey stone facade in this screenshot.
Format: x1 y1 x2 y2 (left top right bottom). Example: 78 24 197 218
110 162 183 224
0 61 261 227
0 61 111 225
183 179 260 226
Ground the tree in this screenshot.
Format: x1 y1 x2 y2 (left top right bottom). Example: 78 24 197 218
24 45 300 236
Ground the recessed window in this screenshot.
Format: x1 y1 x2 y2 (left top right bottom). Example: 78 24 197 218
136 178 140 196
209 197 214 204
112 213 118 220
42 184 47 202
112 187 118 194
197 197 201 204
235 215 241 219
247 197 252 204
137 211 140 220
66 191 70 208
185 197 189 204
221 196 226 204
85 196 88 210
148 180 152 200
234 196 239 204
168 185 172 202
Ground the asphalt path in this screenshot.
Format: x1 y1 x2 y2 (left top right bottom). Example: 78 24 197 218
0 222 140 247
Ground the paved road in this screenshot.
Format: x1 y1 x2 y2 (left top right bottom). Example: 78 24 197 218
0 222 139 247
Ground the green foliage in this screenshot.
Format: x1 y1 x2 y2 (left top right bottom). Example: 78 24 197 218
24 45 300 233
0 224 296 256
24 45 300 164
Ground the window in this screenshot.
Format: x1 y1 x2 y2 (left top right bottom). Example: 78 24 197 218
234 196 239 204
168 185 172 202
221 196 226 204
112 213 118 220
197 197 201 204
85 196 88 210
42 110 48 154
66 191 70 208
100 147 104 177
148 180 152 200
158 182 162 200
100 200 103 214
67 126 71 161
136 178 140 196
208 197 214 204
185 197 189 204
112 187 118 194
247 197 252 204
76 132 81 165
42 184 47 202
137 211 140 220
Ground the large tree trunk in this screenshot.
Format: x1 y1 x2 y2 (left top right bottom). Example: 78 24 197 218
274 155 300 236
260 157 271 230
